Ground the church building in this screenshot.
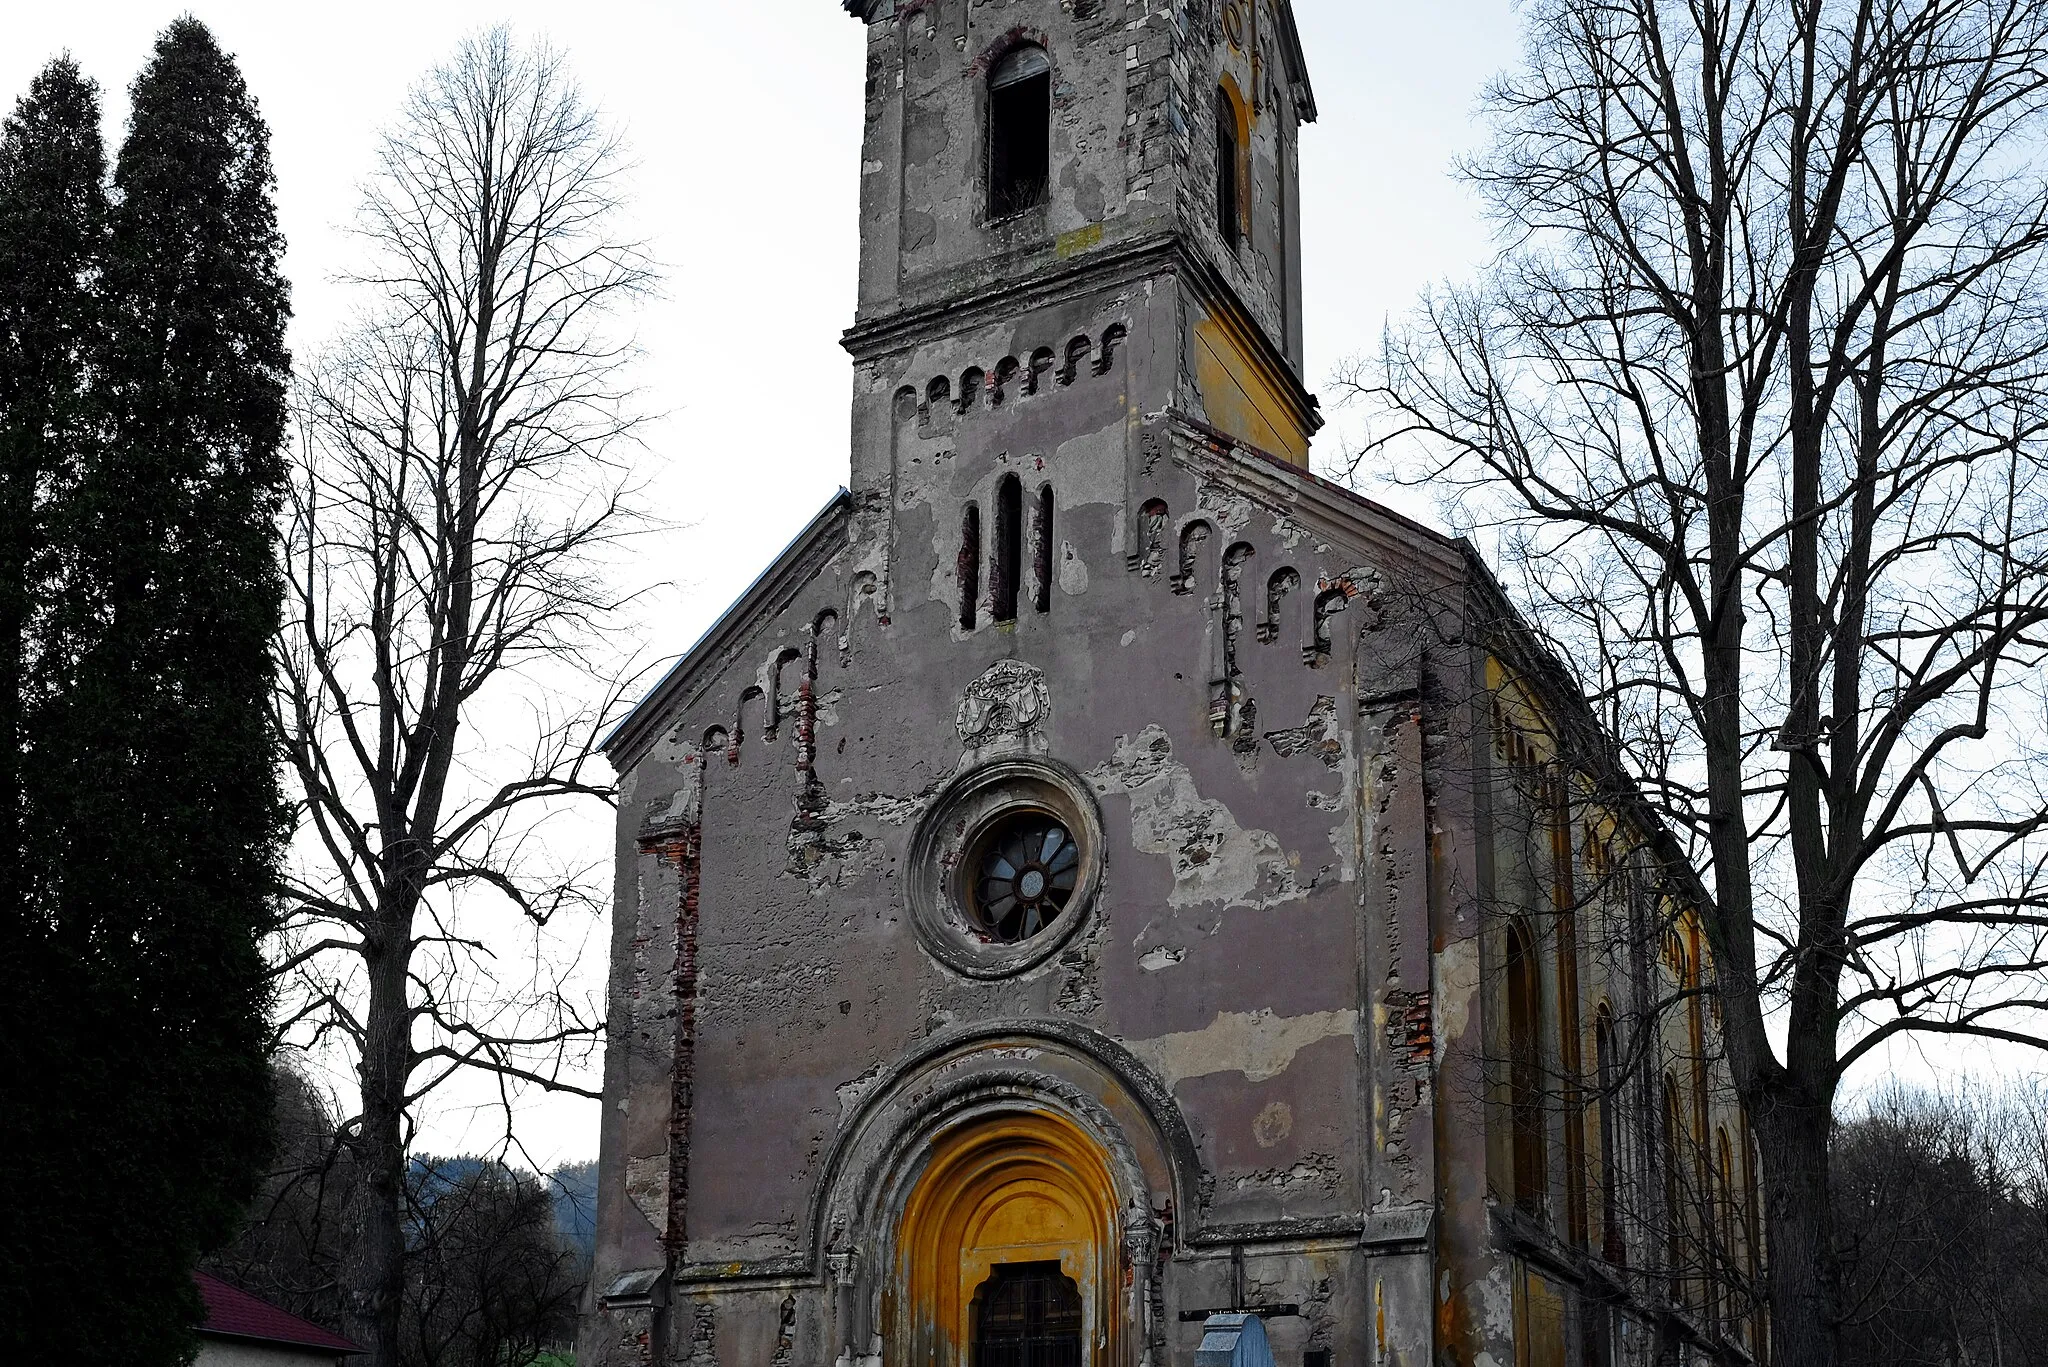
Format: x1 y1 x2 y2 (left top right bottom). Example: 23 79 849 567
581 3 1762 1365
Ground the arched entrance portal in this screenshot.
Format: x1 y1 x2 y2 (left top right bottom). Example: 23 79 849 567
894 1111 1123 1367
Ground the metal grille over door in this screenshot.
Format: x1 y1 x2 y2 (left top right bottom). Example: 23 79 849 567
973 1262 1083 1367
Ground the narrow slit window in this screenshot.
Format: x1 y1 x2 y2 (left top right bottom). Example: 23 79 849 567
989 46 1052 218
959 504 982 631
992 474 1023 623
1033 484 1055 613
1216 85 1242 251
1507 921 1548 1216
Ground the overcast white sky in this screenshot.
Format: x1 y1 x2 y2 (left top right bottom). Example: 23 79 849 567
41 4 2009 1197
0 0 1539 1165
5 0 2027 1173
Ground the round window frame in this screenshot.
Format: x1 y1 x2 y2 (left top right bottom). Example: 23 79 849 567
908 758 1105 979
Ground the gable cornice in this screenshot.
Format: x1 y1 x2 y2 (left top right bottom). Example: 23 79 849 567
602 490 853 771
1272 3 1317 123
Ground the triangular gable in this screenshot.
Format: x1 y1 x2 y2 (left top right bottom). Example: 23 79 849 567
603 489 853 769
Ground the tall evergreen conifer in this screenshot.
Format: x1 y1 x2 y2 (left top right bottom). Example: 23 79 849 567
0 54 111 1360
3 22 290 1363
0 58 102 905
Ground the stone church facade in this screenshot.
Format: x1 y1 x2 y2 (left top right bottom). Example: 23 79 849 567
581 3 1763 1366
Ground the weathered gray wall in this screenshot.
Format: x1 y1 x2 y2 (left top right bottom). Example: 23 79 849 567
587 410 1472 1367
579 5 1754 1367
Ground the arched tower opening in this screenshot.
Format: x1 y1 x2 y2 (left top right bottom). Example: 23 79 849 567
988 45 1052 218
1215 79 1247 252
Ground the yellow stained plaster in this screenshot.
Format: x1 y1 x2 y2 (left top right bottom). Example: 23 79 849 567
1193 311 1310 467
1056 222 1105 258
1128 1007 1356 1084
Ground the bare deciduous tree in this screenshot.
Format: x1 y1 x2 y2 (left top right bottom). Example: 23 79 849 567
1342 0 2048 1360
1834 1087 2048 1364
272 29 651 1366
402 1158 584 1367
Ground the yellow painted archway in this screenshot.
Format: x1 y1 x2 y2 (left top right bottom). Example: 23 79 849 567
893 1111 1124 1367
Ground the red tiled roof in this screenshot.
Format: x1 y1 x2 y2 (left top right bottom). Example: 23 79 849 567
194 1272 361 1354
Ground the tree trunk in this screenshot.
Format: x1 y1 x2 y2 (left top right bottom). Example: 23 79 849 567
343 914 414 1367
1756 1096 1838 1367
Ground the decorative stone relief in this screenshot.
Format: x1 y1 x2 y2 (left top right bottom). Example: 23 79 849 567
956 659 1052 757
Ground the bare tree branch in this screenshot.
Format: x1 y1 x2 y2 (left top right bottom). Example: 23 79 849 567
267 29 654 1367
1338 1 2048 1360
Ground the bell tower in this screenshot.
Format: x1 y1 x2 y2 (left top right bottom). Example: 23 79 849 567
841 0 1320 489
587 12 1754 1367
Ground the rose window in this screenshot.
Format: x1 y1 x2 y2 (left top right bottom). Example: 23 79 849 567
907 758 1102 977
970 812 1080 943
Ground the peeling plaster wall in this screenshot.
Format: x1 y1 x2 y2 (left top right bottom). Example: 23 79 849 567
578 4 1707 1367
582 374 1477 1367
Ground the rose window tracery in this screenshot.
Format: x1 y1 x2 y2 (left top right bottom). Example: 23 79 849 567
970 813 1080 943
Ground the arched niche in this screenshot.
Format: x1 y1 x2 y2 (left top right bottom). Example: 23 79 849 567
809 1023 1194 1367
897 1111 1122 1367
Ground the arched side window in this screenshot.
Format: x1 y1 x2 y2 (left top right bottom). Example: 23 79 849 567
1506 920 1548 1216
989 45 1052 217
1215 83 1244 250
1594 1007 1624 1264
1662 1077 1688 1300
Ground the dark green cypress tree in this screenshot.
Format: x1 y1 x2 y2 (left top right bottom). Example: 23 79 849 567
0 58 103 907
6 21 290 1364
0 54 111 1362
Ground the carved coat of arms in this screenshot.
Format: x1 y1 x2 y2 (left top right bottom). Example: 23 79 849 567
956 660 1051 752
